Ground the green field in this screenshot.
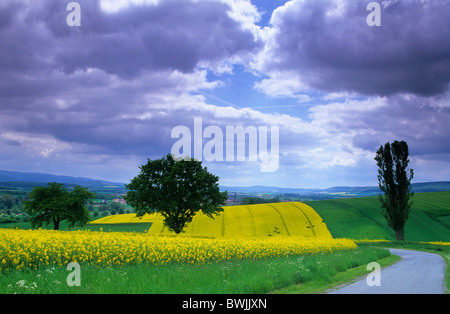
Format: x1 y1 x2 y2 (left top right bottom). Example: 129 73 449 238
306 191 450 242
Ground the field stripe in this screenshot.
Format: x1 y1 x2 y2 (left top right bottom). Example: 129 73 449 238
268 204 291 236
221 210 225 237
189 214 198 234
245 206 257 237
290 203 316 237
222 206 255 237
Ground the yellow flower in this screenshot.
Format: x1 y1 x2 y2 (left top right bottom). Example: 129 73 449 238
0 228 357 272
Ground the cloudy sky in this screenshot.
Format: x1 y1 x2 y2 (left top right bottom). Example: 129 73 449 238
1 0 450 188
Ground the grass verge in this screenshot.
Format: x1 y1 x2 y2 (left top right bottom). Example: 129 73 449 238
270 254 400 294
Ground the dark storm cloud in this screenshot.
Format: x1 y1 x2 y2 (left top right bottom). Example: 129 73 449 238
0 0 261 89
262 0 450 96
0 0 262 157
10 0 262 79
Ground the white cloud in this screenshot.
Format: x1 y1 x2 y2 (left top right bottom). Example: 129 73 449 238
253 72 311 102
100 0 159 13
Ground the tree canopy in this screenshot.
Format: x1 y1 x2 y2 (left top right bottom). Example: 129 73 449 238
23 182 95 230
124 154 228 234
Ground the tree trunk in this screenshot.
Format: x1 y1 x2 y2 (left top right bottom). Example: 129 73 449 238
395 228 405 241
53 217 60 230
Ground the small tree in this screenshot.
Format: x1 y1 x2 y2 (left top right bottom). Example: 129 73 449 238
125 154 228 234
374 140 414 241
0 194 15 210
109 201 125 214
23 182 95 230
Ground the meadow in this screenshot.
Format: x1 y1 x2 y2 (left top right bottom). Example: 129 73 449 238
0 243 392 294
0 225 364 294
306 191 450 241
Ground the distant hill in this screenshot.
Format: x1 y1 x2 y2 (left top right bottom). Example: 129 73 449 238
219 185 321 194
220 181 450 196
0 169 449 196
0 170 123 189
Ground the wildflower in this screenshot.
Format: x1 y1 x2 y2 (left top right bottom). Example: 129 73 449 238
16 280 26 287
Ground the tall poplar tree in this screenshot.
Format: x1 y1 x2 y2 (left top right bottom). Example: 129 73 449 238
375 140 414 241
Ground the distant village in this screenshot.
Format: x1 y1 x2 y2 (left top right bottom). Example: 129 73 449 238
99 198 127 205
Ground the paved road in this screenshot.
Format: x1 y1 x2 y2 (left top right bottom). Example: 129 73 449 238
330 249 445 294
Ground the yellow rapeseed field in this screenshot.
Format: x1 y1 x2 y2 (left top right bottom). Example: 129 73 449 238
0 228 356 272
91 202 333 239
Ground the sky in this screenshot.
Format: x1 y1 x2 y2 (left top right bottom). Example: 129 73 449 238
1 0 450 189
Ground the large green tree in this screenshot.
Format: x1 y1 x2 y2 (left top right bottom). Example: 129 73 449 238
374 140 414 241
23 182 94 230
125 154 228 234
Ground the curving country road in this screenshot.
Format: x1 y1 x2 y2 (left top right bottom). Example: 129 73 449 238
330 249 446 294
